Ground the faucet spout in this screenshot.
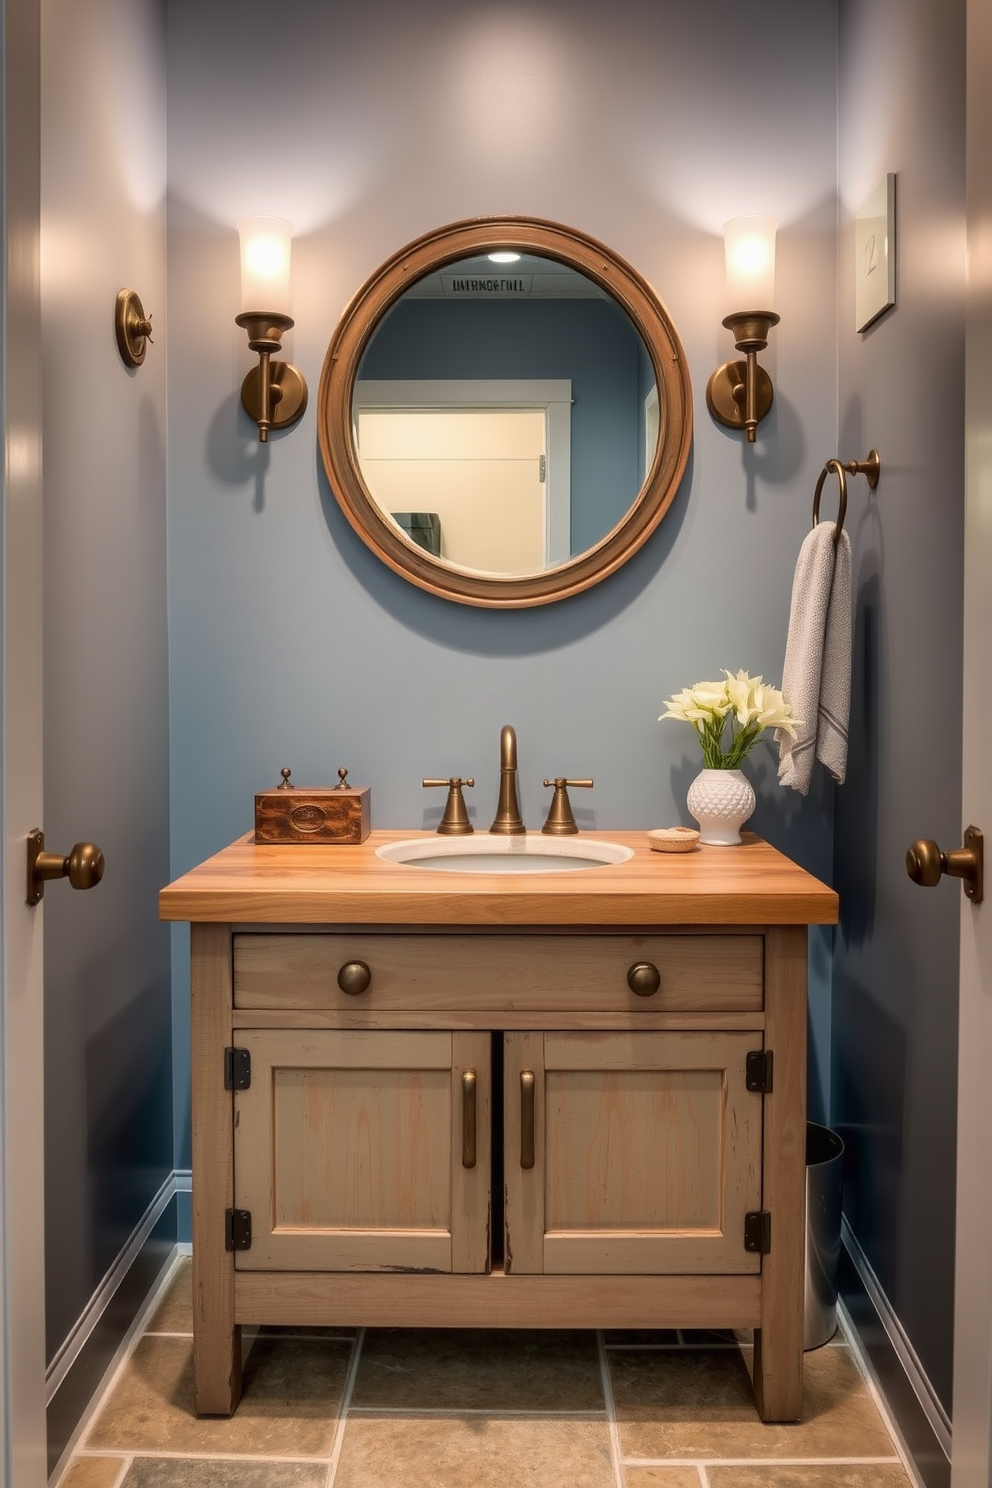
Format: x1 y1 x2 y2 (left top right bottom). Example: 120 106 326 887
490 724 526 834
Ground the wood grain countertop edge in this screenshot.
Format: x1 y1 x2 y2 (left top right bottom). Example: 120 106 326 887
159 831 839 927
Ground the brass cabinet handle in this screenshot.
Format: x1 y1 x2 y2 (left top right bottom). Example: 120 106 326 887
26 829 104 906
337 960 372 995
462 1070 477 1169
627 961 661 997
520 1070 535 1169
906 826 984 904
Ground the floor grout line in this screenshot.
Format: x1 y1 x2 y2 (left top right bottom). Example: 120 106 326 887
52 1251 189 1483
837 1301 929 1488
74 1448 337 1463
348 1406 608 1419
603 1342 740 1352
621 1455 904 1467
596 1329 626 1488
110 1454 133 1488
324 1325 365 1488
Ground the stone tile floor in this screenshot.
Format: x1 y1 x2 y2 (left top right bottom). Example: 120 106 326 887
55 1257 917 1488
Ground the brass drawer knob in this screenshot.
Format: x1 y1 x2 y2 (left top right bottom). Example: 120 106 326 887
337 960 372 995
627 961 661 997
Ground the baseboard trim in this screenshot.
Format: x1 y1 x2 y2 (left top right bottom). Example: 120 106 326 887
46 1170 176 1404
46 1171 179 1474
840 1217 951 1488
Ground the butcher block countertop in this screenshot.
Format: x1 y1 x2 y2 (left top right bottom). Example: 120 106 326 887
159 830 838 927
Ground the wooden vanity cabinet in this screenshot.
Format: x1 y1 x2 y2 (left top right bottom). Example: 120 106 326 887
164 832 837 1426
232 1029 491 1276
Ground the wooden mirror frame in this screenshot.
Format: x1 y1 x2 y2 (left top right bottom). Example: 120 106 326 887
318 217 693 608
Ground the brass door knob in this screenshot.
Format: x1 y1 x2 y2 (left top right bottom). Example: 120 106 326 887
337 960 372 995
26 829 104 906
906 826 984 904
627 962 662 997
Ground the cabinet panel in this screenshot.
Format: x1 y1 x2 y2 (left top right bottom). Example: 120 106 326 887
233 933 763 1014
234 1029 490 1274
504 1031 762 1277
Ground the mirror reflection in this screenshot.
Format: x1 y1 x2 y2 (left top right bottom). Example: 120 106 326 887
352 253 660 577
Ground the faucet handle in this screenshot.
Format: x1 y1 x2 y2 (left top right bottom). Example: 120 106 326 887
541 778 593 836
423 777 475 836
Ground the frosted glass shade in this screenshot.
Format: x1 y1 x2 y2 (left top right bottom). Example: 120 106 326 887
723 216 777 315
238 216 293 316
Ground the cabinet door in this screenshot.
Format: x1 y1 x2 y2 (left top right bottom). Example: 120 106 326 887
234 1029 490 1273
504 1031 762 1276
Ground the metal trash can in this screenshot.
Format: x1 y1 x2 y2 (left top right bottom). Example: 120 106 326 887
804 1122 845 1349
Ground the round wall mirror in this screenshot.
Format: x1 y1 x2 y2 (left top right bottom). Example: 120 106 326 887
318 217 692 608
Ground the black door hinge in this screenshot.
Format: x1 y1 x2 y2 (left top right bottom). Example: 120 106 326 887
745 1049 773 1093
224 1046 251 1090
744 1211 771 1254
225 1208 252 1251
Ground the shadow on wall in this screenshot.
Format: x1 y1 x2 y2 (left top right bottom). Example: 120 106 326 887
832 968 906 1289
836 545 882 947
84 979 173 1282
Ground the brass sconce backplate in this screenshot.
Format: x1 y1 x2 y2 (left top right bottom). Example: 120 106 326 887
706 360 774 431
240 361 308 433
115 288 153 367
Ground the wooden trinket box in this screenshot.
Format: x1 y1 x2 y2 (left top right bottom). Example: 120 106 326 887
254 768 371 845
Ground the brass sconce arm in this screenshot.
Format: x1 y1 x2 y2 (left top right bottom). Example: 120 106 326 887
235 311 308 444
706 309 780 444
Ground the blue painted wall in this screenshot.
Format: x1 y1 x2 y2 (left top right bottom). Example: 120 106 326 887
43 0 172 1366
166 0 839 1166
835 0 965 1420
359 296 644 551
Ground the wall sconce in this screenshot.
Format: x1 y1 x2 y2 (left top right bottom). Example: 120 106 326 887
235 216 308 443
706 216 779 443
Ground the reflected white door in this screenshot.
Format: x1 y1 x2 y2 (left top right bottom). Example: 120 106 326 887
358 407 549 572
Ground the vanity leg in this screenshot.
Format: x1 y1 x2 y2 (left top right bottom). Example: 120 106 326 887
190 923 242 1415
753 925 807 1422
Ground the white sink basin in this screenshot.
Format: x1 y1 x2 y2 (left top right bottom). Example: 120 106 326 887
376 834 635 874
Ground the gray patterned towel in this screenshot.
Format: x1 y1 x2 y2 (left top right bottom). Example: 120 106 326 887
777 522 852 795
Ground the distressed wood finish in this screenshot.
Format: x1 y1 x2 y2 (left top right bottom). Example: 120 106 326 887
233 931 764 1014
234 1269 763 1329
539 1031 762 1276
160 831 839 927
254 783 371 845
452 1032 492 1274
503 1032 546 1275
753 925 808 1422
168 832 837 1423
234 1029 480 1273
230 1007 768 1033
190 924 241 1415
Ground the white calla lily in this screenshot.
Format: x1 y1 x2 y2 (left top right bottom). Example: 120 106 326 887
661 669 800 769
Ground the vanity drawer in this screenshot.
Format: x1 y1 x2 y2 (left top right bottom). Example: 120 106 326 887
232 933 763 1014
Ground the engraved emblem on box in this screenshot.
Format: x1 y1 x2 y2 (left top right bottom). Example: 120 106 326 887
254 767 372 845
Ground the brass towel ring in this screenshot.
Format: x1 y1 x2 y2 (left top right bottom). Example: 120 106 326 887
812 459 848 548
812 449 881 549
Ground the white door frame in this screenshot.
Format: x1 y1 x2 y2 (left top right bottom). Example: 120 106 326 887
950 1 992 1482
353 379 573 566
1 0 47 1482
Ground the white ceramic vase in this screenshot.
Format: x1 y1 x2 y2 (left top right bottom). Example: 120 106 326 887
686 767 756 846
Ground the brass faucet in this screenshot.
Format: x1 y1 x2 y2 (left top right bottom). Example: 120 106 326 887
490 724 526 834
